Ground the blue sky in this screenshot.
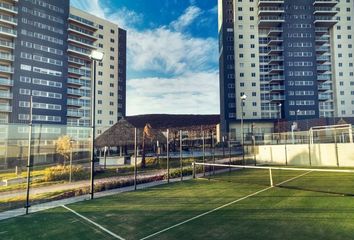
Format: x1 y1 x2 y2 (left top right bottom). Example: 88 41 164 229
71 0 219 116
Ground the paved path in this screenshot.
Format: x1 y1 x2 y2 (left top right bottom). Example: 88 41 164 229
0 169 165 200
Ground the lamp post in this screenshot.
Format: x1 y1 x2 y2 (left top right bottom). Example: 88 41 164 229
25 95 33 214
89 50 104 200
277 103 282 143
103 146 108 169
240 94 247 165
296 109 300 130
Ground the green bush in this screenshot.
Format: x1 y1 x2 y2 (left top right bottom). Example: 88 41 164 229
44 165 88 182
164 166 203 179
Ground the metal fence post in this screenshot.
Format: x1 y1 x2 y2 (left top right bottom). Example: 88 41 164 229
134 128 137 190
180 130 183 181
334 129 339 167
308 131 312 166
167 129 170 183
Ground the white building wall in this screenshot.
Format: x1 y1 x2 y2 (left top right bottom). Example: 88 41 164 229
332 0 354 117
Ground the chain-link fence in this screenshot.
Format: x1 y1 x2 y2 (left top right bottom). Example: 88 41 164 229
1 123 353 214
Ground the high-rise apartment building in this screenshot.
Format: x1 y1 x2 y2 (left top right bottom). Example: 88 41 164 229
0 0 126 131
68 7 127 135
219 0 353 135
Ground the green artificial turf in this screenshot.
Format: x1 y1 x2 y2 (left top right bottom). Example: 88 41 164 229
1 169 354 240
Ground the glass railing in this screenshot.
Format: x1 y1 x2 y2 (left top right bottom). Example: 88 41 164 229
0 26 17 36
69 14 96 28
0 2 18 13
0 65 13 73
0 91 12 99
0 39 14 48
0 52 14 61
0 78 13 86
0 104 12 112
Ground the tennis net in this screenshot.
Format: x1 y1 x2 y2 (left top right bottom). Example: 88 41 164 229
193 162 354 196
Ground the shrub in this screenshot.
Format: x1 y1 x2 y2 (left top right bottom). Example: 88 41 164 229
44 165 88 182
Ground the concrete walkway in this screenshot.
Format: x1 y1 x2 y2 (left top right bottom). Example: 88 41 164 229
0 170 165 200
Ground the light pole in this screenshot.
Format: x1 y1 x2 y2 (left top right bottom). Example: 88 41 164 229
277 103 282 143
103 146 108 169
240 94 247 165
89 50 104 200
25 95 33 214
296 109 300 130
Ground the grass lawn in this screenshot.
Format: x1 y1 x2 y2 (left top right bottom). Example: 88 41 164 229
0 168 354 240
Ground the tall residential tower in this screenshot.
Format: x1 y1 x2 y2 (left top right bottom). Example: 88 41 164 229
0 0 126 130
219 0 353 135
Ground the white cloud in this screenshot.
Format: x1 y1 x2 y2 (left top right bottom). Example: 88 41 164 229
127 71 219 115
128 28 217 74
71 0 105 19
70 1 220 115
170 6 202 32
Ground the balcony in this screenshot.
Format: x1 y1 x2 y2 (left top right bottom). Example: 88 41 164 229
314 16 338 27
317 65 331 73
67 109 84 118
67 99 83 108
0 39 14 49
0 52 13 61
318 94 331 101
68 24 97 40
67 78 84 87
270 75 284 83
0 78 13 86
267 47 283 55
316 46 330 54
268 66 284 74
270 95 285 101
315 36 329 45
68 35 96 49
68 14 98 30
317 55 330 63
258 0 284 7
68 45 91 58
67 88 83 98
0 14 17 25
270 85 285 92
0 65 13 74
313 0 338 7
259 16 284 27
314 7 338 16
318 84 331 91
267 27 283 37
0 104 11 112
0 2 18 14
315 27 328 35
268 56 284 64
258 6 284 15
317 74 331 82
268 37 283 46
0 91 12 99
0 26 16 37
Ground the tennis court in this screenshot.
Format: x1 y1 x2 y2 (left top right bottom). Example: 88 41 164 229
1 163 354 240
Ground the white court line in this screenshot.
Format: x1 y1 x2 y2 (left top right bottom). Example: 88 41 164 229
62 205 125 240
140 171 312 240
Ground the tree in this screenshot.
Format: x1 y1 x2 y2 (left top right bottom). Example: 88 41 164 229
141 124 154 168
56 135 72 166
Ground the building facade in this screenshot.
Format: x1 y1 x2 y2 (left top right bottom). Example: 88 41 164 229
219 0 353 135
68 7 127 135
0 0 126 129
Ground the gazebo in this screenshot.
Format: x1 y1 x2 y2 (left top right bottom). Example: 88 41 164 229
95 118 166 161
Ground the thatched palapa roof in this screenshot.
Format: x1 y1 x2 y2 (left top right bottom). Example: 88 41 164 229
95 118 166 148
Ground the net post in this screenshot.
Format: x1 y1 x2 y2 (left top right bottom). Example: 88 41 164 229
269 168 274 187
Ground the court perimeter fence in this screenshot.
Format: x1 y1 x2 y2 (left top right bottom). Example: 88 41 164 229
0 123 353 214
